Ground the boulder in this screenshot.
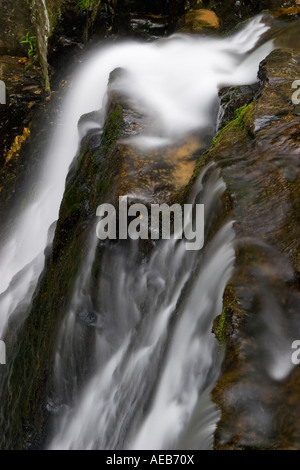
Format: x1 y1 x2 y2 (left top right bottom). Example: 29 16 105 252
177 8 220 32
193 47 300 449
0 67 203 449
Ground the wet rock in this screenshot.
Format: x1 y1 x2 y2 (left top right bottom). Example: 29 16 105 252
0 0 77 89
177 8 221 33
0 56 45 234
217 84 260 131
272 4 300 18
128 14 169 39
92 67 205 208
194 0 296 32
0 0 32 56
194 47 300 449
0 64 67 249
113 0 186 36
77 309 98 326
47 34 84 89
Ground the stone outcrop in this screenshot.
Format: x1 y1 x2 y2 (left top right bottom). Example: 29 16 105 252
200 0 296 31
177 8 220 32
196 47 300 449
0 65 203 448
0 0 72 88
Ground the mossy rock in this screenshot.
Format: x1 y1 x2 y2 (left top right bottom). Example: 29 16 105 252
192 48 300 450
177 8 220 32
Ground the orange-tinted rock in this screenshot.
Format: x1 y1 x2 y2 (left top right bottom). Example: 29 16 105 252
177 9 220 33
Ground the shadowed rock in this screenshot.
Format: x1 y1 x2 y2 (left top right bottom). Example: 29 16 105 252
196 47 300 449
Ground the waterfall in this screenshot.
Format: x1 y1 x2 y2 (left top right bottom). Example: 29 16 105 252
49 167 235 450
0 15 275 449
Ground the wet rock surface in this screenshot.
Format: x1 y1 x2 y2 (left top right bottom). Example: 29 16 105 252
195 47 300 449
177 8 220 33
217 84 260 131
0 54 72 248
102 78 202 206
201 0 296 31
0 56 44 238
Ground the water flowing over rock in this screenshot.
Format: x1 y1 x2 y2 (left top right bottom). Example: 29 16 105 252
0 0 300 452
206 47 300 450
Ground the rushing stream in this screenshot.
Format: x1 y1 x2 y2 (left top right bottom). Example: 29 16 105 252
0 16 278 449
49 166 234 450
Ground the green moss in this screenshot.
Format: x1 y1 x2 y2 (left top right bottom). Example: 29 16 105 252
222 16 258 37
209 102 254 151
178 102 255 206
214 298 236 346
77 0 101 12
101 103 124 153
97 178 110 193
218 307 227 345
45 75 51 93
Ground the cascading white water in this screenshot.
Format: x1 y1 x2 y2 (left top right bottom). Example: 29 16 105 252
0 16 272 337
49 166 235 450
0 15 275 448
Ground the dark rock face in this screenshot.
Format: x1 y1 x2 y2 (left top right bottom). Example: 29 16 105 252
116 0 185 16
111 0 186 37
176 8 221 33
206 0 296 31
0 0 32 56
217 84 260 131
0 0 72 88
199 48 300 449
0 56 46 241
0 0 75 240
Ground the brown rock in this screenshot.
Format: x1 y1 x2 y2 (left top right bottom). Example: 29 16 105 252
178 9 221 33
201 48 300 449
